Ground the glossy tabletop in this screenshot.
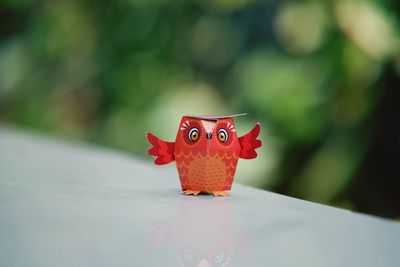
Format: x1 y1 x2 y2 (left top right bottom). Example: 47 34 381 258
0 127 399 267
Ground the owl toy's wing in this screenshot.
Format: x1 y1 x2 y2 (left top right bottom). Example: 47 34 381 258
238 123 262 159
147 133 175 165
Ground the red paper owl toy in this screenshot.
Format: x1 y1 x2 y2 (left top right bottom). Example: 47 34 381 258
147 115 262 196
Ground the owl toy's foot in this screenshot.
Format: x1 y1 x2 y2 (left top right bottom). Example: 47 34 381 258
183 190 201 196
210 191 229 197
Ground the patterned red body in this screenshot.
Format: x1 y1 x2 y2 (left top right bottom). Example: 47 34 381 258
174 117 241 191
147 115 261 195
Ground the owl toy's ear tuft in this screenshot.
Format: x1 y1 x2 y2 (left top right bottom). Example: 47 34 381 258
147 133 175 165
238 123 262 159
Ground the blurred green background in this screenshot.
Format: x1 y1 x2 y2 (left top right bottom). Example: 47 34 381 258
1 0 399 218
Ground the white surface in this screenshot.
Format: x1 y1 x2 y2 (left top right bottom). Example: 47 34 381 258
0 127 399 267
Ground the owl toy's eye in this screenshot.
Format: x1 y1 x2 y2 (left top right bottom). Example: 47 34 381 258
188 127 200 142
217 129 228 143
181 120 202 145
215 121 235 146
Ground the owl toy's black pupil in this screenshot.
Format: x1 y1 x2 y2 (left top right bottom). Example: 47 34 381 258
218 129 228 142
188 128 200 142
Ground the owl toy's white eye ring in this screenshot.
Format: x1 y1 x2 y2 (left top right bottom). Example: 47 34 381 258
214 247 225 263
217 129 229 143
184 248 195 262
188 127 200 142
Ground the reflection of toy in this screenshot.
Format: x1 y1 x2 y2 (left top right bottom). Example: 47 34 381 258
147 115 262 196
147 198 249 266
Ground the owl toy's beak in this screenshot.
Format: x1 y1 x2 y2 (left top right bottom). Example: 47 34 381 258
201 119 215 140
